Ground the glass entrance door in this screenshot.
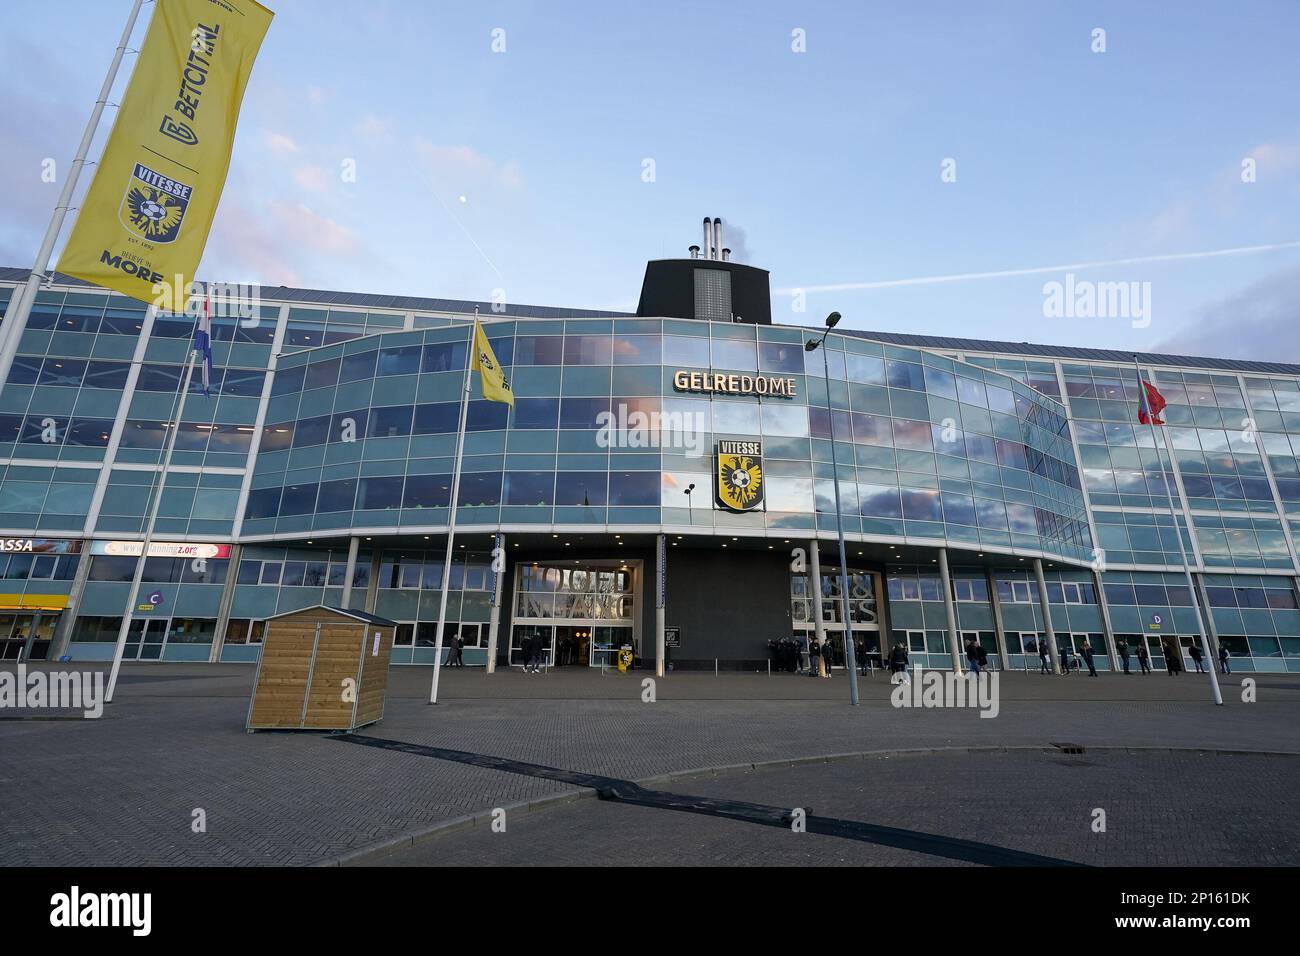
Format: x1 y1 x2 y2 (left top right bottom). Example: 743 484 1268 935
509 624 552 668
123 619 168 661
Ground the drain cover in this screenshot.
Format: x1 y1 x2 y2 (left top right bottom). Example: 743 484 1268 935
1050 742 1086 755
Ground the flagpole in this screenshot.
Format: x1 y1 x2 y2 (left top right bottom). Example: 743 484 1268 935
0 0 146 399
1132 356 1223 705
429 324 475 704
105 345 199 704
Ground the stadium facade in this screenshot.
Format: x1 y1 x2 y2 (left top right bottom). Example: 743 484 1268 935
1 229 1299 675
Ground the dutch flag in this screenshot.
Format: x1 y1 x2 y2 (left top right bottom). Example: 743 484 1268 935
194 289 214 397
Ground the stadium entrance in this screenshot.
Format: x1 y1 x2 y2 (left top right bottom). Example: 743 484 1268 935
508 559 643 668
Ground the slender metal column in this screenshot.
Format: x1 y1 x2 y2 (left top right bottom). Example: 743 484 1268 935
1033 558 1060 674
985 567 1009 667
937 548 962 672
809 541 827 653
1093 568 1120 670
485 532 505 673
340 536 361 610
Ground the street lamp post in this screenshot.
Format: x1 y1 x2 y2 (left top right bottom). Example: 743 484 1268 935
684 483 695 525
805 312 860 706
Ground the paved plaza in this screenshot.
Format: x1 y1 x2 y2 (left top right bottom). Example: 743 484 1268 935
1 663 1297 866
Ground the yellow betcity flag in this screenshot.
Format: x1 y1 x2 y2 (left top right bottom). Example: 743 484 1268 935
471 321 514 407
56 0 273 305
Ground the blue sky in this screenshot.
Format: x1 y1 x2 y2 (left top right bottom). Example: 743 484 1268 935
3 0 1298 359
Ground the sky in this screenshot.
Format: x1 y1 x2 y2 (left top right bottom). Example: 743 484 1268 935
2 0 1299 361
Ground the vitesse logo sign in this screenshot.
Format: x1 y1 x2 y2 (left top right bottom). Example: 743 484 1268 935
119 162 193 244
716 440 764 511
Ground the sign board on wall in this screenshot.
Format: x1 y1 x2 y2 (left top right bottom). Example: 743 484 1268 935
91 541 232 559
1 539 81 554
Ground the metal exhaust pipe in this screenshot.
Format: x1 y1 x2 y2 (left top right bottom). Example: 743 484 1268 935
722 248 731 261
688 244 700 259
703 217 713 260
713 218 723 261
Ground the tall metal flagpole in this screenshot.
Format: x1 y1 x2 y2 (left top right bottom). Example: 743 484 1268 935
105 345 199 704
822 342 860 705
0 0 146 398
429 324 475 704
1132 357 1223 706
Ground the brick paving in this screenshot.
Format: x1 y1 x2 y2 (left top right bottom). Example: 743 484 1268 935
1 663 1296 866
371 750 1300 867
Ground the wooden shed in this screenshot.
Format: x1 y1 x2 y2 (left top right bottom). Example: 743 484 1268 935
246 606 396 732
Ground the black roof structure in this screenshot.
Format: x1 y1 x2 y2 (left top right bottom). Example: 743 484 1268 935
3 265 1297 376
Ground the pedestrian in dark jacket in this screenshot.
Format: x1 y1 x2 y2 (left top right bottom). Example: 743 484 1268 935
1137 642 1151 674
889 642 909 683
1189 642 1205 673
1164 639 1182 676
820 638 834 678
966 640 980 675
1118 640 1131 674
1080 638 1097 677
1038 641 1052 674
1219 645 1232 675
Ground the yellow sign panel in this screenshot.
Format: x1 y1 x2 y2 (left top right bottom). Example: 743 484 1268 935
716 440 764 512
0 594 70 611
56 0 274 304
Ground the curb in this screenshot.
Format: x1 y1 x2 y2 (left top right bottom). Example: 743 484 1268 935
315 743 1300 866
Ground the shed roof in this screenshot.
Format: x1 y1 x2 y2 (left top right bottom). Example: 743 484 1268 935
264 605 398 626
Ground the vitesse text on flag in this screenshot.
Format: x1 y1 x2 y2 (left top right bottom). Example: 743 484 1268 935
471 321 514 407
56 0 274 305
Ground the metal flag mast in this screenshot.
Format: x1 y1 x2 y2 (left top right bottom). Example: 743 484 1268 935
1131 356 1223 706
429 322 476 704
105 295 204 703
0 0 147 398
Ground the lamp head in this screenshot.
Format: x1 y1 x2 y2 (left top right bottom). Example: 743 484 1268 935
804 340 819 352
825 311 841 329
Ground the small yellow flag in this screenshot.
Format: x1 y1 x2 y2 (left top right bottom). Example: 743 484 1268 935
471 321 513 407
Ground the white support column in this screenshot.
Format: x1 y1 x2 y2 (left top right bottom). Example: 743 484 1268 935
1094 568 1120 671
655 533 666 677
985 567 1009 667
486 532 505 673
809 540 827 652
339 536 361 610
937 548 963 672
1033 558 1060 674
209 543 242 663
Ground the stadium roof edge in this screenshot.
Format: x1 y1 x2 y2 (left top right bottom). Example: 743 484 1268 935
2 265 1297 376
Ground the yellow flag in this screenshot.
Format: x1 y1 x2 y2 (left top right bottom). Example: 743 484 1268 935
56 0 274 306
471 322 514 408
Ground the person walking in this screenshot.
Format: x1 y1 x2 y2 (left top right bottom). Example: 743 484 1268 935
1118 639 1131 674
451 634 464 667
808 638 820 678
1219 644 1232 675
1038 639 1052 674
1059 642 1072 676
1080 638 1097 677
1136 641 1151 674
1189 642 1205 674
1164 638 1182 676
820 637 834 678
889 642 909 684
966 639 980 675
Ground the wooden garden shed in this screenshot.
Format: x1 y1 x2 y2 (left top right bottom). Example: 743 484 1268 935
246 606 396 732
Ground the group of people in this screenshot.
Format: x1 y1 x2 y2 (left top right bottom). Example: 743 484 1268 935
1037 638 1099 676
768 635 882 677
964 638 990 674
518 632 547 673
1114 637 1232 676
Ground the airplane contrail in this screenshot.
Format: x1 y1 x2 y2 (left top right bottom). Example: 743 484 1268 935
774 240 1300 294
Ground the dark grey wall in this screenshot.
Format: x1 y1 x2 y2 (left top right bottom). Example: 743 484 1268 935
664 548 791 667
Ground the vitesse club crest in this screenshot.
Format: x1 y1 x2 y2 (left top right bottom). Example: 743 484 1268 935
119 162 192 244
716 439 764 511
